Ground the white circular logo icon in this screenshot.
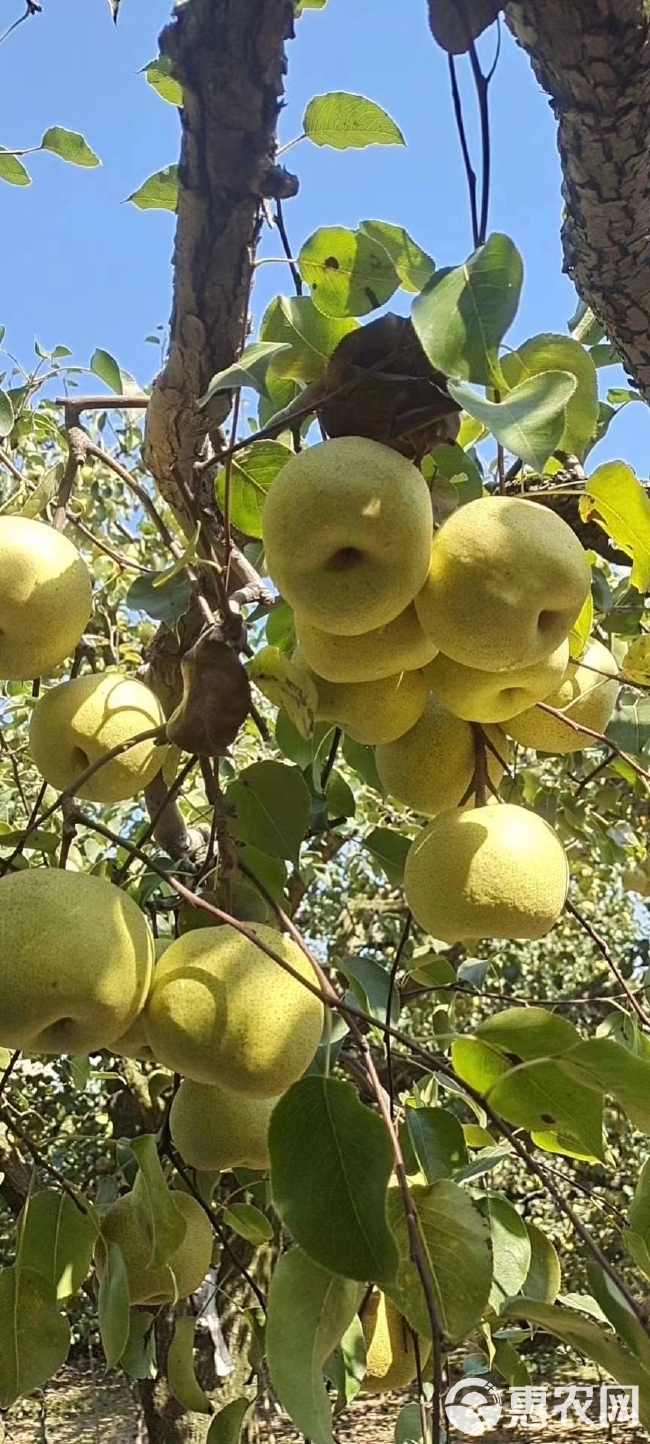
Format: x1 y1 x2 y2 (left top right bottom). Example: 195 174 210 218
444 1377 503 1436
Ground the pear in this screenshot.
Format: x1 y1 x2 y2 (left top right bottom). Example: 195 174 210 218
311 665 429 746
112 937 170 1061
424 640 569 724
404 803 569 943
361 1291 431 1393
29 672 167 803
414 497 591 671
0 516 92 679
504 638 619 752
376 697 509 816
0 868 154 1053
144 924 324 1097
95 1189 212 1305
170 1078 280 1172
262 437 433 636
295 604 437 683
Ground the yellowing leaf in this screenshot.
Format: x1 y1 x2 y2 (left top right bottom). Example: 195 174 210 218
623 635 650 686
569 592 594 660
580 461 650 591
248 647 318 739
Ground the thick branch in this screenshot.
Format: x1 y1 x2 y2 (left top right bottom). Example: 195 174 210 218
143 0 297 535
504 1 650 397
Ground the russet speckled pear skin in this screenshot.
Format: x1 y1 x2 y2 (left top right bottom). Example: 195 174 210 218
170 1078 280 1172
29 672 167 803
504 638 619 752
95 1191 212 1305
361 1292 431 1393
424 639 570 724
0 516 92 680
376 697 508 815
295 604 437 683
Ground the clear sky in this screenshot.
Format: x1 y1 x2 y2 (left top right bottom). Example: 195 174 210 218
2 0 648 472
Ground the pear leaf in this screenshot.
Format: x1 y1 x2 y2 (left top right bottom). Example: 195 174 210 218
580 461 650 591
167 1315 212 1413
523 1222 562 1304
130 1135 187 1267
260 296 358 383
386 1180 492 1341
298 227 399 318
266 1248 360 1444
303 93 404 149
500 333 598 459
97 1241 130 1370
17 1189 97 1301
0 1266 70 1407
227 760 311 864
447 372 577 470
270 1076 398 1282
412 234 523 384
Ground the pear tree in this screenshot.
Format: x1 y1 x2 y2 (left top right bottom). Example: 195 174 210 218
2 3 650 1444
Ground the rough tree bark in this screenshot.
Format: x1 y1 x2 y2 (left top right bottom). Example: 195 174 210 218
504 0 650 400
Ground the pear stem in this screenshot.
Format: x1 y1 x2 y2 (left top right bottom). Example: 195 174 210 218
470 722 488 807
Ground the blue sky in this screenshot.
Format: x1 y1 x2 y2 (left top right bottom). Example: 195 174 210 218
2 0 648 471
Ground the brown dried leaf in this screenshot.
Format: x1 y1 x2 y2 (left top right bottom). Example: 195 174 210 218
317 313 461 463
166 630 251 756
427 0 501 55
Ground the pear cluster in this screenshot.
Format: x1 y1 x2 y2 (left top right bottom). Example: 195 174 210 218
262 437 621 944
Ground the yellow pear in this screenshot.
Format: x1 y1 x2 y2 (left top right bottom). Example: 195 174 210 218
0 515 92 679
262 437 433 635
170 1078 280 1172
295 604 437 683
311 665 429 745
504 638 619 752
29 671 167 803
424 640 569 723
112 937 170 1061
144 924 324 1097
95 1189 212 1305
0 868 154 1053
375 697 509 815
404 804 569 943
361 1291 431 1393
414 497 591 670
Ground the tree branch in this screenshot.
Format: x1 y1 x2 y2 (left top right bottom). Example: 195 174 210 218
504 0 650 397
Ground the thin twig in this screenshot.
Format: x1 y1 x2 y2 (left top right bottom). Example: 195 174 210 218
274 199 302 296
1 1106 87 1211
54 396 148 410
448 55 480 249
538 702 650 787
0 1050 21 1106
565 897 650 1030
320 728 341 793
386 914 412 1119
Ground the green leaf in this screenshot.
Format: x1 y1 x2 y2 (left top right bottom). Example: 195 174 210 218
0 1267 70 1407
451 1036 510 1093
41 128 100 167
216 441 292 539
167 1316 211 1413
448 371 577 470
411 233 523 385
522 1222 561 1304
20 462 62 519
143 56 183 107
405 1107 468 1182
484 1195 531 1309
0 389 14 439
267 1249 360 1444
359 220 435 292
500 1299 650 1430
587 1262 650 1371
581 461 650 591
303 93 404 149
395 1402 425 1444
476 1006 581 1061
338 955 399 1025
570 591 594 661
487 1058 605 1161
269 1076 398 1283
563 1037 650 1134
130 1135 187 1268
126 571 191 626
386 1180 492 1341
363 827 410 886
128 165 178 212
17 1190 97 1301
260 296 358 383
295 0 328 10
298 227 399 318
428 440 482 504
607 698 650 756
500 334 598 459
570 302 605 347
206 1398 251 1444
200 344 293 405
325 1313 366 1411
0 151 31 186
90 348 123 395
629 1157 650 1244
98 1241 130 1369
224 1204 273 1246
227 760 311 864
121 1311 157 1380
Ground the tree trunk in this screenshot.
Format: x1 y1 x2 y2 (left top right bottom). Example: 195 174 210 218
504 0 650 400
